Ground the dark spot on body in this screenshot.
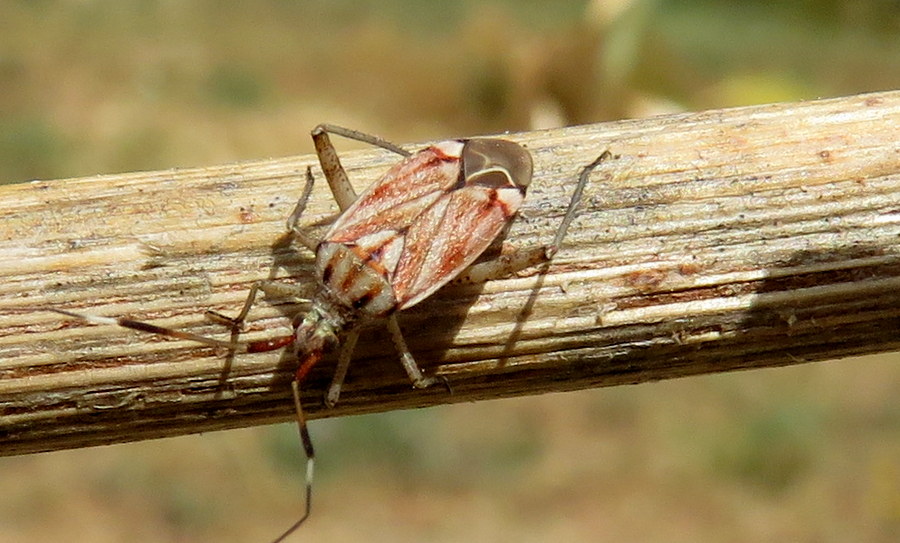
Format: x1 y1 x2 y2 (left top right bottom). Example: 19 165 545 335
352 291 375 309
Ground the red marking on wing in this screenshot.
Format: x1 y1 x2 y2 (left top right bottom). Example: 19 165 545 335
326 144 463 242
394 184 523 308
322 140 527 311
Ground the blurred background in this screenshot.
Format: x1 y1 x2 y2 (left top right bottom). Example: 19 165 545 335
1 1 899 541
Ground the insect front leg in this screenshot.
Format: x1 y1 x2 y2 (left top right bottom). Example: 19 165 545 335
324 328 360 408
323 316 438 408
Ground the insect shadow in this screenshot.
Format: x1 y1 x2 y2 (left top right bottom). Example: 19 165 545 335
229 139 572 412
252 222 497 407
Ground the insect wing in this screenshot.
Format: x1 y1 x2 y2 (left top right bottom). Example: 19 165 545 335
323 138 533 310
325 142 463 240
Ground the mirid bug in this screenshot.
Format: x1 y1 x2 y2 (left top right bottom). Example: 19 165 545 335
52 125 609 542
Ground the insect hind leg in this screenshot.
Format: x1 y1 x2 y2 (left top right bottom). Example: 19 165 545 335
287 126 411 245
311 124 410 212
547 150 611 257
312 123 410 160
451 246 549 285
452 150 612 285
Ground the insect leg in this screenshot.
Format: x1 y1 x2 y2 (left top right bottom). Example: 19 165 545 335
450 246 549 285
285 166 320 251
452 150 611 285
312 123 410 158
311 124 410 212
546 150 611 257
386 315 438 389
206 280 309 330
326 318 438 407
204 282 262 330
288 124 408 246
324 328 360 408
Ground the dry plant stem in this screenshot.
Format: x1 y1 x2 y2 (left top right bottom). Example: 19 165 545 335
1 91 899 456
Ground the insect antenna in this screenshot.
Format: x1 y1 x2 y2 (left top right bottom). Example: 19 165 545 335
49 308 240 349
53 264 324 349
270 379 316 543
49 308 308 356
51 306 317 541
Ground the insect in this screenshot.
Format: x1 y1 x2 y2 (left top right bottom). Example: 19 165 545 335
52 124 609 542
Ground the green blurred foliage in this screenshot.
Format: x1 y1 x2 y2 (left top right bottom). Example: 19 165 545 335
709 403 823 492
0 117 67 182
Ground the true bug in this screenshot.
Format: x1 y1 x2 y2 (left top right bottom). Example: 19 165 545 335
52 125 609 542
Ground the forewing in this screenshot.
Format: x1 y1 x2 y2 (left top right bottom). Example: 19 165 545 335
322 138 531 311
325 142 464 243
393 183 525 309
